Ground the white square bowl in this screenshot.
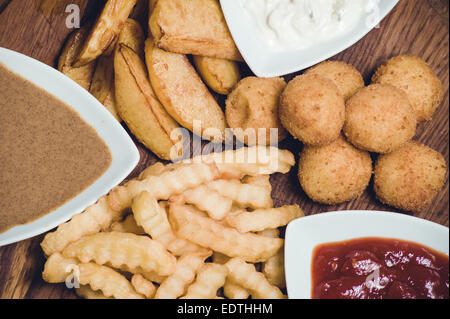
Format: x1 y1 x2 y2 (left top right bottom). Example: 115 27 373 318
221 0 399 77
285 211 449 299
0 47 139 246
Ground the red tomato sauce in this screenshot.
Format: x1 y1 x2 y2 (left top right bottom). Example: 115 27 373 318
312 237 449 299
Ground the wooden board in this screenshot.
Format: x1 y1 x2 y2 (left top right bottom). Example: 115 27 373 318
0 0 448 299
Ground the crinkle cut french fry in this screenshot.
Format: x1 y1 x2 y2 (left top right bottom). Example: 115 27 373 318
242 175 271 189
169 204 283 263
78 263 144 299
131 274 157 298
223 281 250 300
258 229 286 289
62 232 176 276
207 180 273 209
183 185 233 220
226 258 286 299
110 214 146 235
184 146 295 178
181 263 228 299
154 251 212 299
74 0 138 66
41 197 122 256
226 205 304 233
132 192 206 256
111 262 167 284
42 253 143 299
137 162 169 180
212 252 230 265
108 162 220 212
76 285 113 299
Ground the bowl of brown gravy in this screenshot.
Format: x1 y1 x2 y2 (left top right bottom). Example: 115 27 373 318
0 48 139 246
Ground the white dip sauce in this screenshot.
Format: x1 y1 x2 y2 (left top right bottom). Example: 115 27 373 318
242 0 377 51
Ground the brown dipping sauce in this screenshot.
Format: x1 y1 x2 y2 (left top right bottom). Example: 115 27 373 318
312 237 449 299
0 63 111 233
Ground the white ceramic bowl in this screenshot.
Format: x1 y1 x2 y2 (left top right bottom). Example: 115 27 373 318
285 211 449 299
221 0 399 77
0 47 139 246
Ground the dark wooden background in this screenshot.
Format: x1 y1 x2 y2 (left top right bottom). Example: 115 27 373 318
0 0 448 299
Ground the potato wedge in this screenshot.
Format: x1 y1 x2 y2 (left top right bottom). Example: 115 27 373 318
149 0 242 61
74 0 138 66
145 39 226 142
117 18 145 60
114 44 180 160
58 27 96 90
193 56 241 95
89 55 120 121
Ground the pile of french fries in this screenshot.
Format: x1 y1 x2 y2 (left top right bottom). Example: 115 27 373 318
41 147 303 299
59 0 242 161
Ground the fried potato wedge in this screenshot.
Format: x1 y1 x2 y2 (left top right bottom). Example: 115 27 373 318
149 0 242 61
114 44 180 160
145 39 226 142
193 56 241 95
117 18 145 60
75 0 138 66
58 26 96 90
89 54 120 120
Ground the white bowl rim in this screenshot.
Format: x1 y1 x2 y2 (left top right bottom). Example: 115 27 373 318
221 0 400 77
0 47 140 246
285 210 449 299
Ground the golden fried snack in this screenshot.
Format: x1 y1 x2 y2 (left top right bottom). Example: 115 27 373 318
372 55 443 122
131 274 157 298
114 44 180 160
41 197 122 256
42 253 79 283
62 232 176 276
279 74 345 146
169 204 283 263
193 56 241 95
109 162 219 212
58 26 96 90
344 84 417 154
182 263 228 299
42 253 143 299
89 54 120 120
76 285 113 299
242 175 271 188
225 258 285 299
259 229 285 289
305 61 365 100
224 282 251 299
226 77 287 145
74 0 138 66
139 271 167 284
149 0 242 61
226 205 304 233
110 214 146 235
207 180 273 209
212 252 230 265
137 162 169 180
154 251 212 299
145 39 226 142
298 136 373 205
374 141 447 212
182 185 233 220
183 146 295 178
132 192 206 256
117 18 145 60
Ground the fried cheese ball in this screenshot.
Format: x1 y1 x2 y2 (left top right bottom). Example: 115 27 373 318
374 141 447 212
298 136 373 205
344 84 417 154
279 74 345 146
305 61 365 100
372 55 443 122
226 77 287 145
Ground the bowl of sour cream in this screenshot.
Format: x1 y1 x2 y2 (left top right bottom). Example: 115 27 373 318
220 0 399 77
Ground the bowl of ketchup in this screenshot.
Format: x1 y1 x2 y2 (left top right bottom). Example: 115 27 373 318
285 211 449 299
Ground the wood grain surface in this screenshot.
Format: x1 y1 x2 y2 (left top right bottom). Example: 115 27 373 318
0 0 448 299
